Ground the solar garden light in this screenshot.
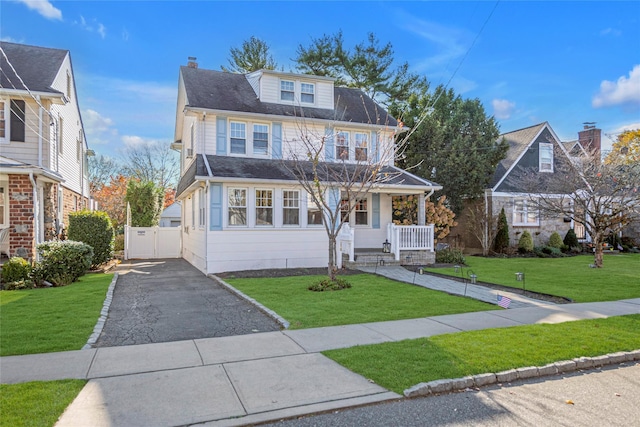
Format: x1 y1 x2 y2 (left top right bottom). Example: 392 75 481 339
454 265 461 273
515 272 526 294
515 272 524 281
469 273 477 284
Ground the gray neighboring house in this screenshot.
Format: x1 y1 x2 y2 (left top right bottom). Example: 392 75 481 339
160 201 181 227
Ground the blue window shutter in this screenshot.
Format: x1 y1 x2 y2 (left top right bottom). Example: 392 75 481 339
325 126 334 161
272 122 282 159
210 183 223 230
216 117 227 155
371 131 378 162
372 193 380 229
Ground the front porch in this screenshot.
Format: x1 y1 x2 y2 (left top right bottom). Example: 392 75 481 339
338 223 436 268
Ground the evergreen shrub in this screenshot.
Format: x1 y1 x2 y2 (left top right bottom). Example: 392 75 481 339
548 232 564 249
518 231 534 253
493 207 510 253
1 257 32 284
32 241 93 287
68 210 114 268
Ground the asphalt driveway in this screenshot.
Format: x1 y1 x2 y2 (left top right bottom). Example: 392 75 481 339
94 259 281 347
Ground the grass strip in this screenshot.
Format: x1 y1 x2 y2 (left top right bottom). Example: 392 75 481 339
324 314 640 394
425 254 640 302
0 379 86 427
0 273 113 356
226 274 498 329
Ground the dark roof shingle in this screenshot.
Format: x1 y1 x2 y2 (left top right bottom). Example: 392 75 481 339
0 42 67 95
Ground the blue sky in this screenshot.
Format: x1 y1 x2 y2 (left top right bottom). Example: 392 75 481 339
3 0 639 158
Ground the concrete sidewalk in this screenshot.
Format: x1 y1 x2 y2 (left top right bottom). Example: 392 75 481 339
2 298 640 426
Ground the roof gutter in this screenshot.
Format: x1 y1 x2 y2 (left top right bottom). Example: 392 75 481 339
0 88 65 104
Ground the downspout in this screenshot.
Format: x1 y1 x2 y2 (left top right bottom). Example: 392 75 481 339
29 172 40 260
37 96 43 166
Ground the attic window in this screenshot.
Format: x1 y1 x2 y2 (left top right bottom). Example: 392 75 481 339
280 80 294 101
539 143 553 172
301 83 315 103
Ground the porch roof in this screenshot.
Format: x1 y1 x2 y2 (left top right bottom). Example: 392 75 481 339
0 156 64 183
176 155 441 197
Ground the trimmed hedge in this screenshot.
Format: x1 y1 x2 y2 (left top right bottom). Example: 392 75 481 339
32 241 93 287
68 210 114 268
548 232 564 249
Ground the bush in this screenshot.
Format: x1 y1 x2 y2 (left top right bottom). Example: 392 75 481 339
308 277 352 291
518 231 534 253
436 248 466 264
534 245 564 258
563 228 580 249
3 279 32 290
32 241 93 287
1 257 32 284
68 210 114 268
548 232 564 249
114 234 125 252
493 208 510 253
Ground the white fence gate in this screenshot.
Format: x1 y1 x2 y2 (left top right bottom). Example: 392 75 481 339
124 226 182 259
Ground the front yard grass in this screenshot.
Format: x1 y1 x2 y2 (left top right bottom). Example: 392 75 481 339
425 254 640 302
225 274 498 329
324 314 640 394
0 273 113 356
0 380 86 427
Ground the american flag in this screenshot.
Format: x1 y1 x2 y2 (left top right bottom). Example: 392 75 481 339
497 295 512 309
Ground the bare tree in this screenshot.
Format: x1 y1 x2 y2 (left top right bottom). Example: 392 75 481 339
281 102 426 280
519 148 640 267
120 141 180 191
88 154 119 193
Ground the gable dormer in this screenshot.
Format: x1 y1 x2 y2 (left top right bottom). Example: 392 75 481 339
245 70 335 110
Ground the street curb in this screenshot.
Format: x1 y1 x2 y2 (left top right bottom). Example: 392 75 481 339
83 272 118 349
209 274 291 329
404 349 640 397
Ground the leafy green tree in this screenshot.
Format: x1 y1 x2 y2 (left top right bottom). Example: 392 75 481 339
493 208 510 253
294 31 424 106
393 85 507 214
221 36 277 73
125 180 163 227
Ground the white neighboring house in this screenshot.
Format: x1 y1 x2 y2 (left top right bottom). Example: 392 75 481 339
0 42 92 259
173 62 441 274
160 201 181 227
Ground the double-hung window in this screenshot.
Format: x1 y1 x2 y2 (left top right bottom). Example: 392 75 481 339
355 199 368 225
253 124 269 155
340 198 350 223
0 101 6 143
301 83 315 103
539 143 553 172
228 188 247 226
198 188 205 227
355 132 368 161
336 131 349 160
230 122 246 154
307 191 323 226
513 200 539 225
9 100 25 142
282 190 300 226
0 186 6 227
280 80 295 101
255 189 273 226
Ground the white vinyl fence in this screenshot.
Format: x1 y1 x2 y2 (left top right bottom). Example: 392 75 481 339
124 226 182 259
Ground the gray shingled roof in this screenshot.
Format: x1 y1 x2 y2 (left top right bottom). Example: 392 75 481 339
0 42 67 95
180 66 397 127
490 122 547 188
177 155 438 197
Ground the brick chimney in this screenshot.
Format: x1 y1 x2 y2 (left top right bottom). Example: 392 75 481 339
578 122 601 157
187 56 198 69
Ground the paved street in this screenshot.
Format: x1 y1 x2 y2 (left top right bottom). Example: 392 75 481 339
262 363 640 427
94 259 281 347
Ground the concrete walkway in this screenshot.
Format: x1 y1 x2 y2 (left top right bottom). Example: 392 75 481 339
360 265 555 309
3 296 640 426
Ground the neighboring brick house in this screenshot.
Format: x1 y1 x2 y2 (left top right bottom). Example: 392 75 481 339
454 122 595 252
173 63 441 274
0 42 92 260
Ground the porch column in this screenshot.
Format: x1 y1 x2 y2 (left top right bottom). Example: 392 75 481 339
418 193 426 225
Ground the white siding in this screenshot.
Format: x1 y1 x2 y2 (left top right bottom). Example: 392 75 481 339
181 115 197 170
0 96 46 165
245 71 261 97
315 81 334 110
259 73 279 104
181 189 207 271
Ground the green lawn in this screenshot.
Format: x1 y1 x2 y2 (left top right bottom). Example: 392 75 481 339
0 380 86 427
0 273 113 356
425 254 640 302
226 274 498 329
324 314 640 394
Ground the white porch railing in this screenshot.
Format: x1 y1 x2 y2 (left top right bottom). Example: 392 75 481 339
387 224 435 261
336 223 355 268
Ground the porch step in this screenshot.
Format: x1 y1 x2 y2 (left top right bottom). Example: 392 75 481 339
342 252 401 268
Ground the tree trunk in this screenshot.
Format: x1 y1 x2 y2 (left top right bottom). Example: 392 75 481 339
328 235 337 280
593 234 604 268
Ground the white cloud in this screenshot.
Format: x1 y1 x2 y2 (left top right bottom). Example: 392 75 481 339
121 135 170 150
83 109 118 145
600 28 622 37
74 15 107 39
592 65 640 108
17 0 62 21
492 98 516 120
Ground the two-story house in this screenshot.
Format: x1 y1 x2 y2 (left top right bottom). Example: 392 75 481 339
0 42 92 260
173 62 441 274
